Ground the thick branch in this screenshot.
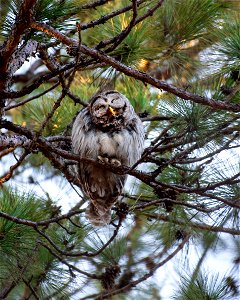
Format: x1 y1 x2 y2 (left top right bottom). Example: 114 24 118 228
28 21 240 112
0 0 38 96
79 45 240 112
1 120 239 210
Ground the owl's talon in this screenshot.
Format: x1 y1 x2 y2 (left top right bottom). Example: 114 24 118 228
110 158 121 167
98 156 121 167
98 156 109 164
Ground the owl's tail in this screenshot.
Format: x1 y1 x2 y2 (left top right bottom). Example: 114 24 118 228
85 202 111 226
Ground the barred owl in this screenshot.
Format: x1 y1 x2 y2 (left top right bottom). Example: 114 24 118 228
72 91 144 226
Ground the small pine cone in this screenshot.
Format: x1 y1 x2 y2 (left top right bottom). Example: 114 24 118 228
154 187 177 212
117 270 134 288
116 202 129 220
145 257 155 270
225 276 239 296
175 229 187 241
101 265 121 290
220 85 233 95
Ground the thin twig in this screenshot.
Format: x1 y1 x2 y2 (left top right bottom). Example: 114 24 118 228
80 0 147 31
34 218 122 258
39 242 100 279
0 150 29 185
144 213 240 235
96 0 138 51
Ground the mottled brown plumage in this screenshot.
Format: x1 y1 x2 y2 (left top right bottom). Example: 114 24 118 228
72 91 144 226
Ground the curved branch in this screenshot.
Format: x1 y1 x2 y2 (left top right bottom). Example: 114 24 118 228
79 45 240 112
145 213 240 235
40 242 100 279
96 0 139 50
29 21 240 112
0 150 29 184
0 209 84 228
80 235 189 299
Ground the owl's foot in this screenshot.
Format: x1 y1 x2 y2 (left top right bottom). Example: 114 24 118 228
98 156 121 167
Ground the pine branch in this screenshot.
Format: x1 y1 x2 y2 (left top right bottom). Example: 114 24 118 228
145 213 240 235
0 209 84 229
133 197 225 213
28 21 240 112
1 120 239 209
8 40 38 77
0 240 40 299
22 279 39 300
136 0 165 24
96 0 139 50
1 1 239 297
2 58 96 100
79 45 240 112
0 150 29 184
195 191 240 209
39 242 100 279
95 0 165 53
0 0 38 114
176 133 239 164
0 283 18 300
0 134 70 150
34 218 122 258
80 0 147 31
80 235 189 299
80 0 112 10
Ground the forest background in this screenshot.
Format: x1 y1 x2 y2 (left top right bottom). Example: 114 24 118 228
0 0 239 299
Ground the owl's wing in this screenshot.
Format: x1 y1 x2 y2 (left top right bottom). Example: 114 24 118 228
72 108 100 160
113 116 145 167
72 108 126 214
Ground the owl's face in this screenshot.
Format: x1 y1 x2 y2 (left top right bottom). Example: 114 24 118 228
90 91 133 129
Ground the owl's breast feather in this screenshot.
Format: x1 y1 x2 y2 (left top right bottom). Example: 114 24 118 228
98 133 118 158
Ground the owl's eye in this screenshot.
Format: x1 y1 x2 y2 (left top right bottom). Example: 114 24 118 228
95 105 106 112
110 97 124 108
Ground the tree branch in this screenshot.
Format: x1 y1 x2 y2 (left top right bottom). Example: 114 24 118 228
28 20 239 112
80 235 189 299
79 45 240 112
144 213 240 235
0 150 29 184
0 0 38 109
80 0 147 31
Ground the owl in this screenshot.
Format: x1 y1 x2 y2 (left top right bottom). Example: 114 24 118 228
71 90 144 226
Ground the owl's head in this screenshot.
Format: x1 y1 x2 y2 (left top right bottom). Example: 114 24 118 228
89 91 134 129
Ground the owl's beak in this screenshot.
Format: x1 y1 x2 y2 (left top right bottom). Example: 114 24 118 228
108 106 116 116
